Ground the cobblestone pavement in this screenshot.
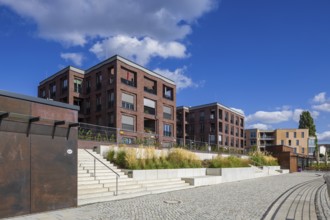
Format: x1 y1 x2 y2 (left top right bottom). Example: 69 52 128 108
7 172 329 220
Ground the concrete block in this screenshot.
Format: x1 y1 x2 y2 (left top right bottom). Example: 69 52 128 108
206 168 222 176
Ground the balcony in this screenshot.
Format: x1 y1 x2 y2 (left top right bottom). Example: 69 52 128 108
96 104 102 112
121 78 136 87
210 114 215 120
260 135 275 140
108 101 115 108
144 87 156 95
144 106 155 115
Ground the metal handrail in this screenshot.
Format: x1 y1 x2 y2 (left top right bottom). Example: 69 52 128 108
83 149 120 196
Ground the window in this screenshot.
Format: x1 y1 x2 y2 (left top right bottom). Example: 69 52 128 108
41 89 46 98
122 115 134 131
85 99 91 114
121 68 136 87
163 85 173 100
302 132 305 138
96 72 102 89
225 112 229 122
122 93 134 110
293 148 297 153
240 118 244 127
219 109 223 119
49 83 56 98
250 131 256 138
288 140 292 146
199 111 205 121
73 98 83 110
108 112 114 127
163 106 172 120
250 140 256 145
225 136 229 146
200 123 205 133
235 116 239 125
144 98 156 115
230 114 234 124
86 78 91 94
74 78 82 93
225 124 229 134
302 148 305 154
164 124 172 137
296 140 299 146
108 67 115 85
108 90 115 108
61 78 68 93
96 95 102 111
210 110 215 120
231 137 234 147
236 128 239 137
230 126 234 135
219 135 223 145
240 129 244 137
144 77 157 94
286 132 289 138
96 116 102 125
294 132 297 138
210 123 215 133
281 140 284 145
219 122 223 133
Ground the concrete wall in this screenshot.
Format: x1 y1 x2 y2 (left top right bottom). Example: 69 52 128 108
124 168 206 180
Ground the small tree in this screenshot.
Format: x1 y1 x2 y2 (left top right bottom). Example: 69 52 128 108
298 111 318 164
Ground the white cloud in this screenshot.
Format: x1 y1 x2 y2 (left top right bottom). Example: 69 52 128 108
245 110 293 124
90 35 188 66
153 67 200 91
247 123 272 130
312 103 330 112
230 108 245 116
313 92 326 103
0 0 216 64
60 52 83 66
317 131 330 142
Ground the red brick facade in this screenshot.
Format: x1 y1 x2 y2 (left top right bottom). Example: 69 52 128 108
38 55 176 146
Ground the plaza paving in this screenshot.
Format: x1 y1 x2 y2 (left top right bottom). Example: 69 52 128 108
7 172 330 220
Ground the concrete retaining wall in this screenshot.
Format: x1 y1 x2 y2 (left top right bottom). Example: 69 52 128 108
123 168 207 180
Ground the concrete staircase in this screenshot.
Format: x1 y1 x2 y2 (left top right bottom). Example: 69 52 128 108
78 149 192 205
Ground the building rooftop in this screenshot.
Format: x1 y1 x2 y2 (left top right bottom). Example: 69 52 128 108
177 102 245 117
39 55 175 86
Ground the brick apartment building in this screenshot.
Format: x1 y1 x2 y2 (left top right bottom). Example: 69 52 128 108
38 55 176 146
177 103 245 149
245 128 309 155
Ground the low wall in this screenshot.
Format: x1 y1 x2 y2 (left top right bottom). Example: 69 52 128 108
221 167 255 182
123 168 206 180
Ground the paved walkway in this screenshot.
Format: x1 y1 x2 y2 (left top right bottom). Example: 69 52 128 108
6 172 330 220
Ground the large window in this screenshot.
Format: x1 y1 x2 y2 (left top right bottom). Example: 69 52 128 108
61 78 68 93
96 95 102 111
49 83 56 98
163 124 172 137
86 78 91 94
74 78 82 93
122 93 134 110
163 106 172 119
144 98 156 115
85 99 91 114
108 90 115 108
163 85 173 100
122 115 134 131
96 72 102 90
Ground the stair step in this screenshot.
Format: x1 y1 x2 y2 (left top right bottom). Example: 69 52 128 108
151 185 194 194
141 180 186 187
138 178 182 184
77 191 151 206
145 182 189 191
78 187 110 195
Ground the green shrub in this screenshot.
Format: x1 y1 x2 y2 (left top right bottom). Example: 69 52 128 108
107 150 115 162
249 151 278 166
116 150 127 168
209 156 250 168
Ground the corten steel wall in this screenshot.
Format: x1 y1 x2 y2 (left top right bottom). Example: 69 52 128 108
0 91 78 219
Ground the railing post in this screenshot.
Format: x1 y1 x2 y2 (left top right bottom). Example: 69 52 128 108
94 158 96 180
116 175 118 196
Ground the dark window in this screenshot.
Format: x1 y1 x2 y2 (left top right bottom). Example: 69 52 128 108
164 124 172 137
74 78 82 93
163 85 173 100
96 95 102 112
96 72 102 90
144 98 156 115
144 77 157 94
121 68 136 87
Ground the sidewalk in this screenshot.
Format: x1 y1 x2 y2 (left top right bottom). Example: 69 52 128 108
6 172 329 220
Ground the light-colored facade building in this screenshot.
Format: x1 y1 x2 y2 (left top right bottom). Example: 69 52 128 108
245 128 309 155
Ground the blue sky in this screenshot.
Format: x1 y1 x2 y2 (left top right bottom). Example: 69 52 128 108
1 0 330 142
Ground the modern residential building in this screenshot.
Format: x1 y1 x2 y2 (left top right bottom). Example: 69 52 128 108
38 55 176 147
245 128 309 155
308 137 316 156
177 103 245 150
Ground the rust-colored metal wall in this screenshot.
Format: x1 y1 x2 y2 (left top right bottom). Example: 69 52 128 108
0 91 78 219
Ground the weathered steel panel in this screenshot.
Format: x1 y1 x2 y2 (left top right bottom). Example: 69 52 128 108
0 132 31 219
30 125 77 213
